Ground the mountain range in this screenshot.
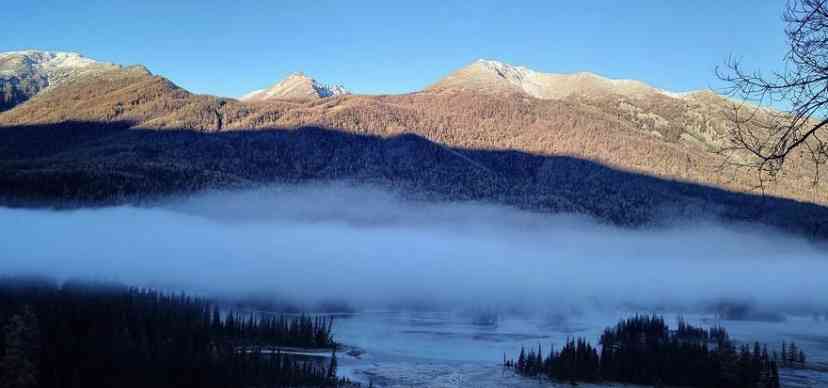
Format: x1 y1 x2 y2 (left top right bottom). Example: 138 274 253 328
1 50 825 236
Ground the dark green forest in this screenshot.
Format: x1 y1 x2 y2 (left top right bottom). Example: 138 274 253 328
506 315 791 388
0 277 353 388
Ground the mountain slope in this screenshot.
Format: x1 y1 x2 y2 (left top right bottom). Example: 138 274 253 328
240 73 349 101
0 50 120 112
1 53 825 236
429 59 674 100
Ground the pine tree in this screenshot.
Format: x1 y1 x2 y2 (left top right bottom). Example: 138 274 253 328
0 307 40 388
327 349 337 379
508 315 785 388
536 344 543 375
788 342 799 366
517 347 526 373
770 360 780 388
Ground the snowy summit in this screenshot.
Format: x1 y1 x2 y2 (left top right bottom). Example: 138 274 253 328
240 73 350 101
430 58 695 100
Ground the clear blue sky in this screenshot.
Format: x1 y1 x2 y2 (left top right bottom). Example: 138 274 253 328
5 0 788 98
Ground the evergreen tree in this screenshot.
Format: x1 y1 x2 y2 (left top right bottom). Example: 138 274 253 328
506 314 784 388
0 278 351 388
327 349 337 380
788 342 799 366
517 347 526 372
770 361 780 388
0 307 40 388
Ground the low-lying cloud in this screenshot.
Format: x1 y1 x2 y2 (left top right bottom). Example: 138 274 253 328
1 183 826 313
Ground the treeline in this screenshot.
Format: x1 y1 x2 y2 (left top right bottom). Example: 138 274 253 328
0 277 353 388
221 311 336 349
507 315 789 388
780 341 807 367
506 338 600 382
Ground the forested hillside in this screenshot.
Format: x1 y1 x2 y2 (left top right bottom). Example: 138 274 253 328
0 277 352 388
2 56 826 237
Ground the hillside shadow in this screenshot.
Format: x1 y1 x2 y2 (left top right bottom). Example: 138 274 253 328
1 120 826 238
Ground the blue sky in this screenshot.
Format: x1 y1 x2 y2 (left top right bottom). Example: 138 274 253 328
6 1 787 98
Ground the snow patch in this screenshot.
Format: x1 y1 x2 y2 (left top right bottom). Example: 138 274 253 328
0 50 107 77
461 59 701 100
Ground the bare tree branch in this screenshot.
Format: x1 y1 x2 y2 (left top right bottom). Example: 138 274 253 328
717 0 828 192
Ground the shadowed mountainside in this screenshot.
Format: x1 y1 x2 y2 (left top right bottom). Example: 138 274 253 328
1 121 826 238
2 56 827 237
2 60 824 210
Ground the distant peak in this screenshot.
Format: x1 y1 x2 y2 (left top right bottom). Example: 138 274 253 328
0 50 126 112
474 58 502 65
240 72 349 101
473 58 511 66
2 49 84 57
433 59 693 100
0 50 104 70
472 58 528 70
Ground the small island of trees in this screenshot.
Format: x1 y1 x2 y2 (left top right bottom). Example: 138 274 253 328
506 315 795 388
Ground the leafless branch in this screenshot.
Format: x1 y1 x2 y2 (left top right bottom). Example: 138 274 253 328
717 0 828 192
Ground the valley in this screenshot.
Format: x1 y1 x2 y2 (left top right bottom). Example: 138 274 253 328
3 3 828 384
2 51 827 238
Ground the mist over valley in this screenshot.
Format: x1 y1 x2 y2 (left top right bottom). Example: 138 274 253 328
3 2 828 385
2 184 825 315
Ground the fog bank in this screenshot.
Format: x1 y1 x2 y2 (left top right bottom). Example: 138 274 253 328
1 184 826 312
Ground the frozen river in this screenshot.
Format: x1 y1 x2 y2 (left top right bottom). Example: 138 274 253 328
323 310 828 387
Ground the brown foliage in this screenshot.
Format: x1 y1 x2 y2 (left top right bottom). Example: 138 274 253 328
1 66 825 211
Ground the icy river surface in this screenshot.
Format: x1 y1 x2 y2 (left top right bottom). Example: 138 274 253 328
324 310 828 387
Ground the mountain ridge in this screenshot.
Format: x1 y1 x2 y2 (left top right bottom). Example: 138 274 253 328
429 59 700 100
0 50 122 111
1 50 825 237
0 50 709 107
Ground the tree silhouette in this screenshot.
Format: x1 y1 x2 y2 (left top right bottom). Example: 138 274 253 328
506 315 783 388
718 0 828 190
0 307 40 388
0 277 352 388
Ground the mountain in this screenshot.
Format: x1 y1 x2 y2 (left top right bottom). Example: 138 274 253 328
1 52 826 236
240 73 349 101
0 50 120 111
430 59 683 100
430 59 664 99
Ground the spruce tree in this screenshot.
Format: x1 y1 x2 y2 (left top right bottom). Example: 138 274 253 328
788 342 799 366
327 349 337 379
517 347 526 373
0 307 40 388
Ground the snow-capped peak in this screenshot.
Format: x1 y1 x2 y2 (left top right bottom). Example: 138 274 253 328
474 59 536 79
0 50 123 111
240 73 349 101
433 58 698 100
0 50 109 77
